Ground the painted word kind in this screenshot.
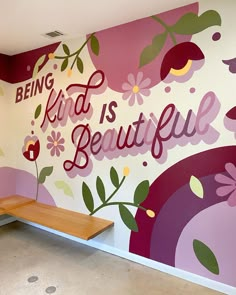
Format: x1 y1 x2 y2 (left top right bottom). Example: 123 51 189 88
64 91 220 177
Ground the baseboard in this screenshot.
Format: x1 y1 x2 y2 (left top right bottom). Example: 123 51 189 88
0 216 16 226
18 218 235 295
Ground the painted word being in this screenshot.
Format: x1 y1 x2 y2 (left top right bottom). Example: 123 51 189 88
64 91 220 177
40 70 106 132
15 73 54 103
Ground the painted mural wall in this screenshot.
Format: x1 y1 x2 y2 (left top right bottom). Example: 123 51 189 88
1 0 236 288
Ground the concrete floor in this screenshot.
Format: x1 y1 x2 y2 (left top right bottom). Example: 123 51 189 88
0 222 224 295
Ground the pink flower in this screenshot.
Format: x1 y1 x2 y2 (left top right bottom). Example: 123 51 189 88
22 136 40 161
47 131 65 157
215 162 236 207
122 72 151 106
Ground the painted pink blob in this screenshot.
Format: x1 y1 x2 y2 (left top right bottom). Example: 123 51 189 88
31 120 35 126
165 86 171 93
87 3 198 92
190 87 196 93
212 32 221 41
175 202 236 286
53 64 58 70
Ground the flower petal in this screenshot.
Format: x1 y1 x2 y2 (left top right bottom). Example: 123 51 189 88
139 77 151 89
225 163 236 181
215 173 236 185
50 146 56 156
216 185 235 197
227 189 236 207
122 82 132 91
136 72 144 85
55 132 61 141
136 93 144 105
122 90 132 100
58 145 65 152
47 143 54 149
139 88 151 97
127 73 135 86
58 138 65 144
128 94 135 106
51 130 56 141
47 136 53 143
55 147 60 157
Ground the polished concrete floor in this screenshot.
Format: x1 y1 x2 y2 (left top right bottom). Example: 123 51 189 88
0 221 224 295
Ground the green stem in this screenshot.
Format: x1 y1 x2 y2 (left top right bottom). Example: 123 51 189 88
90 201 146 216
35 160 39 201
151 15 177 45
90 176 126 215
54 33 95 64
70 33 95 70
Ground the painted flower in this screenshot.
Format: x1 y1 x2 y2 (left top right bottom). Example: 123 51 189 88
160 42 205 83
215 162 236 207
122 72 151 106
47 131 65 157
22 136 40 161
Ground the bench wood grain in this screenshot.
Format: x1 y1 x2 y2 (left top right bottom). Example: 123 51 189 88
8 202 114 240
0 195 34 212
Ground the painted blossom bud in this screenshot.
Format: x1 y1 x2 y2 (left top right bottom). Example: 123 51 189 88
48 53 55 59
67 68 72 77
146 209 155 218
123 166 130 176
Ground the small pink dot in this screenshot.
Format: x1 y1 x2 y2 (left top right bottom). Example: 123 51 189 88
27 65 31 71
53 64 57 70
165 86 171 93
31 130 34 135
212 32 221 41
31 120 35 126
143 161 148 167
190 87 196 94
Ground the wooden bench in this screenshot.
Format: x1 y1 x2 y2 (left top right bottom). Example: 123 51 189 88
0 195 114 240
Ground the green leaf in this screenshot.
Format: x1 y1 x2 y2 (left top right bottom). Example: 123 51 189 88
55 180 74 198
63 44 70 55
189 175 204 198
82 182 94 213
96 176 106 203
193 239 219 275
77 57 84 73
110 167 119 188
119 204 138 232
139 32 167 67
0 147 5 156
0 86 4 96
90 35 100 56
171 10 221 35
32 54 46 78
34 104 42 119
134 180 149 204
61 58 68 71
38 166 53 184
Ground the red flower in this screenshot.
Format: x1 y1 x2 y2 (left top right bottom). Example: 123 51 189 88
160 42 205 83
22 136 40 161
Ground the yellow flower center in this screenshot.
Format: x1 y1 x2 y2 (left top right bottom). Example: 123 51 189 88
132 85 140 94
54 141 58 147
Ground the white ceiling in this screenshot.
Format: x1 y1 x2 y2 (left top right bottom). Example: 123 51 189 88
1 0 194 55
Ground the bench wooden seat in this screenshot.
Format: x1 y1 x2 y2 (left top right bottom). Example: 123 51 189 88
0 195 34 212
0 195 114 240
